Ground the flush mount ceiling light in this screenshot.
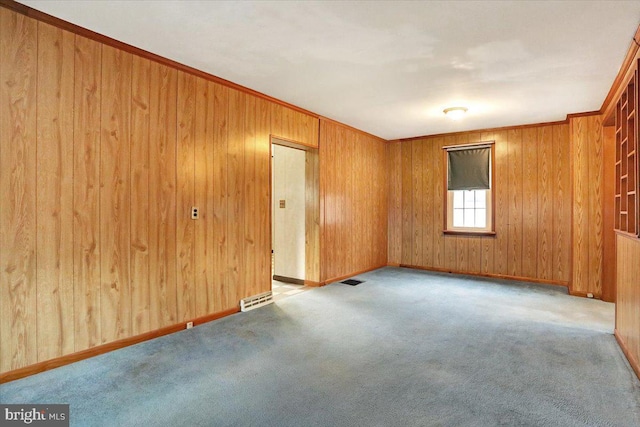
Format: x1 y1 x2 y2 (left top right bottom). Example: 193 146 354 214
443 106 468 121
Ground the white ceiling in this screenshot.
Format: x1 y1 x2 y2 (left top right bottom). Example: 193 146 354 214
20 1 640 140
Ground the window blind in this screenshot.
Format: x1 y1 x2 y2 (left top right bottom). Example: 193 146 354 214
447 147 491 191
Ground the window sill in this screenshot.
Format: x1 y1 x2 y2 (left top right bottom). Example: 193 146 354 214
443 230 496 237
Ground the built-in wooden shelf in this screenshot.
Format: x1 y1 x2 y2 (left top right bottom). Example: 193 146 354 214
614 59 639 236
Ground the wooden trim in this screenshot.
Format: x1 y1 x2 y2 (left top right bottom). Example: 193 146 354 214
387 262 401 267
568 290 599 298
442 141 494 151
271 134 316 150
566 110 602 120
601 24 640 123
615 329 640 380
442 142 496 235
0 307 239 384
273 275 305 285
0 0 319 119
443 230 496 237
399 120 569 143
304 280 325 287
616 230 640 241
398 264 570 288
319 116 386 143
323 265 387 285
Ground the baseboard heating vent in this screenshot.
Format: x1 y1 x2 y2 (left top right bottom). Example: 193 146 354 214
240 291 274 312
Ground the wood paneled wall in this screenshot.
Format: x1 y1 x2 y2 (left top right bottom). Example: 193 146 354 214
319 119 388 283
0 8 319 375
615 234 640 378
570 115 604 297
388 124 572 284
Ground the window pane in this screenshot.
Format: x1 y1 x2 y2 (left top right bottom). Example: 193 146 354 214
453 208 464 227
464 209 475 227
475 209 486 228
464 190 475 208
453 191 464 208
475 190 486 208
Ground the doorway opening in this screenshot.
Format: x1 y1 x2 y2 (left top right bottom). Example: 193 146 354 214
270 136 319 301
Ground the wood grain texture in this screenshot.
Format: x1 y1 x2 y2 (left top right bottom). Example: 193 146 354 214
553 124 571 282
395 124 570 285
255 98 271 294
270 103 319 148
130 54 151 335
537 126 553 280
602 126 616 303
227 88 245 305
616 234 640 379
319 119 387 283
36 22 75 361
176 71 196 321
0 8 37 372
194 78 214 317
243 94 257 299
72 34 102 351
212 83 229 310
387 142 402 264
100 44 132 343
570 116 604 296
521 128 538 278
148 62 177 329
507 129 523 277
305 149 321 283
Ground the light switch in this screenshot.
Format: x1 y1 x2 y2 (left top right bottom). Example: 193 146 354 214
279 200 286 208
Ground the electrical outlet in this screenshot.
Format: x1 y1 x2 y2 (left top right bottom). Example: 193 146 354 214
191 207 199 220
186 321 194 329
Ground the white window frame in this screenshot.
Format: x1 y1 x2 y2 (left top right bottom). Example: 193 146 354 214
443 142 496 236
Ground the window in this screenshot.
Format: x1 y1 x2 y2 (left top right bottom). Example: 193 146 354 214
444 142 495 235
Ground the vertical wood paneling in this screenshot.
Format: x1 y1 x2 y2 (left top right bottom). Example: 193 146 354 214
570 116 604 296
412 141 423 265
0 5 333 376
243 94 257 297
100 45 132 343
72 35 102 350
553 124 571 282
537 126 553 280
616 235 640 377
36 22 75 360
256 98 271 291
194 78 215 317
176 71 196 321
401 141 413 265
588 116 604 296
432 137 445 269
387 142 402 264
494 131 509 275
395 124 569 285
319 119 387 282
0 9 38 371
130 55 151 335
521 128 538 278
148 62 177 329
602 126 616 302
227 89 245 302
507 129 523 277
305 149 321 282
212 83 229 310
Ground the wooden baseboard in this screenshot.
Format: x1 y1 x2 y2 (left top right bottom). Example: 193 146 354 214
304 280 325 287
614 329 640 380
0 307 239 384
398 264 570 289
386 262 401 267
568 290 600 299
324 265 387 285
